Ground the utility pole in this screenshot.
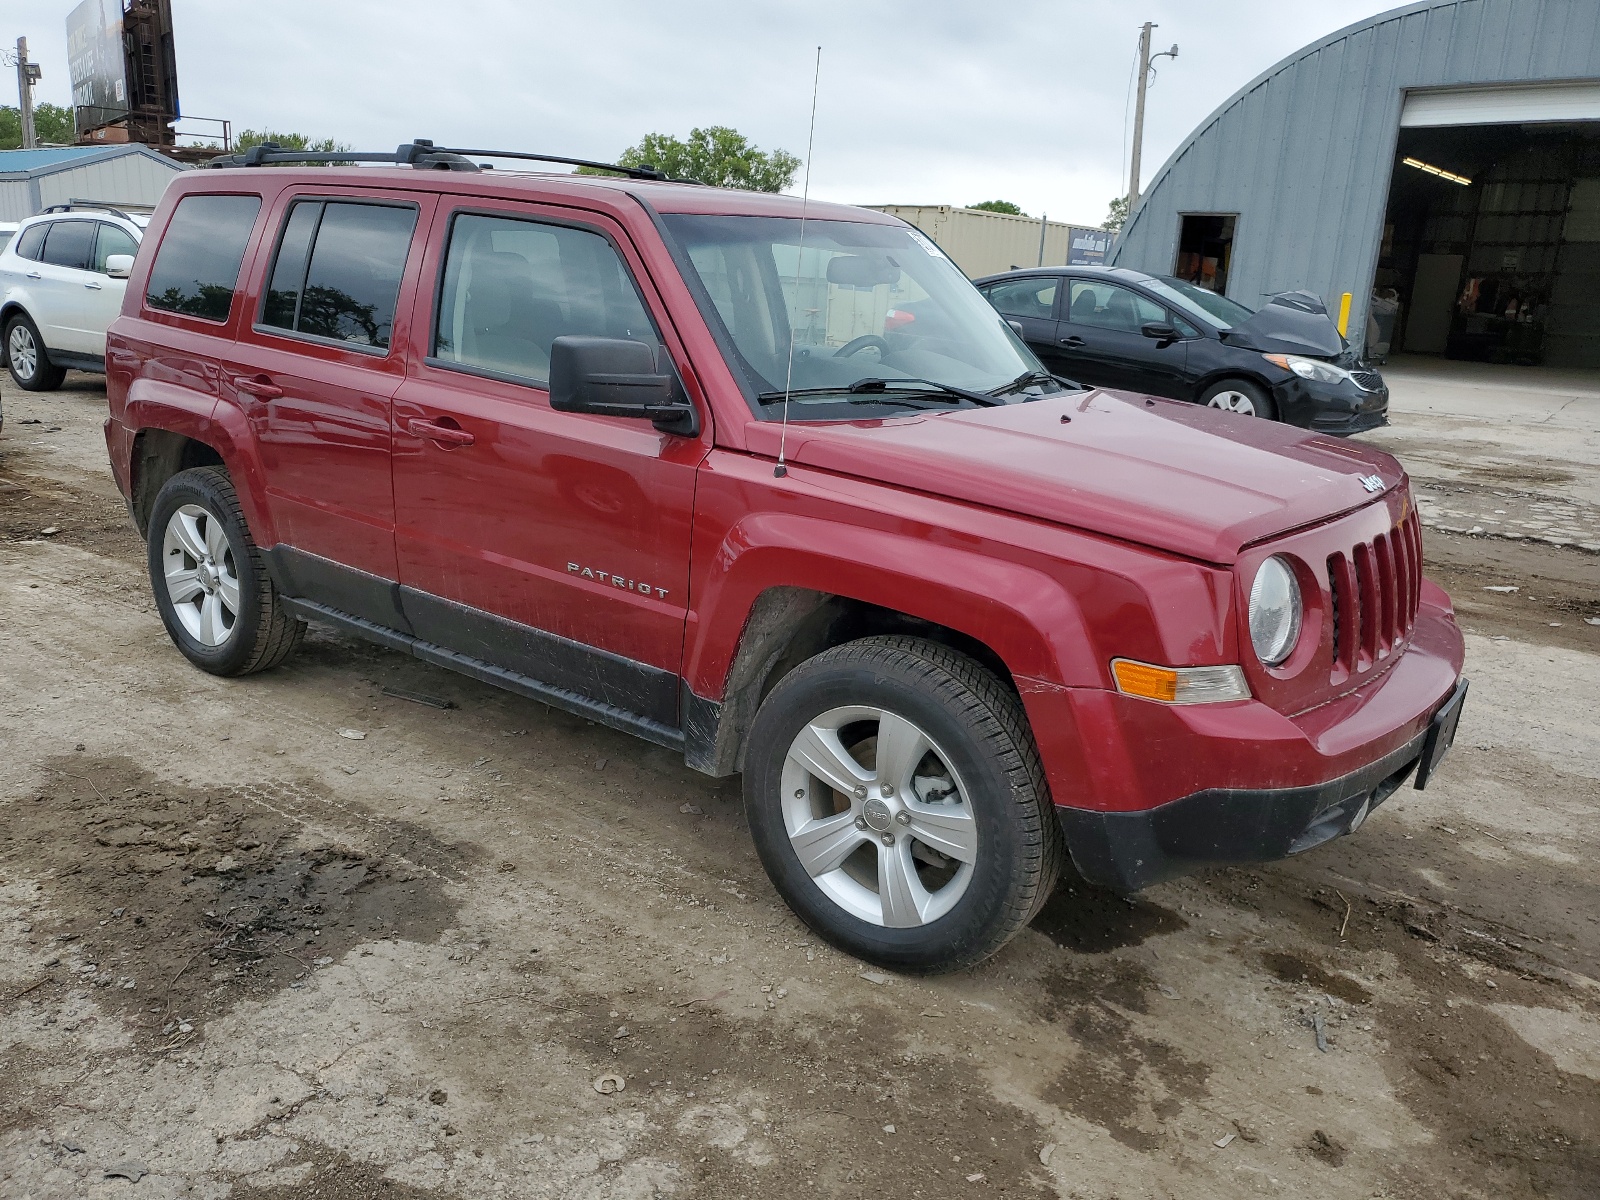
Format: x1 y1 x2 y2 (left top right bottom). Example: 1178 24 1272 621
15 37 42 148
1127 24 1179 215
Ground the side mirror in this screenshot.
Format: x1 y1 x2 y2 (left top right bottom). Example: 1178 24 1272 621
1141 322 1180 343
1007 319 1026 338
549 336 699 437
104 253 135 279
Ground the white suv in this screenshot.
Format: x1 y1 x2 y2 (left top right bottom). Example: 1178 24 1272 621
0 206 147 391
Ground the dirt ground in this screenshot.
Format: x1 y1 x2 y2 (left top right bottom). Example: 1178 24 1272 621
1 370 1597 1200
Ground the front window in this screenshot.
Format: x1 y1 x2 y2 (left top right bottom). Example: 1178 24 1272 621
1143 274 1255 330
661 214 1055 418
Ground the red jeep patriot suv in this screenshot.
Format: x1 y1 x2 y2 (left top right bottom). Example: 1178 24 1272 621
103 142 1467 972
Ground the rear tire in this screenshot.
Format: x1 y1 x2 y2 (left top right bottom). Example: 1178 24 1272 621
743 635 1063 974
147 466 304 676
1200 377 1276 420
6 313 66 391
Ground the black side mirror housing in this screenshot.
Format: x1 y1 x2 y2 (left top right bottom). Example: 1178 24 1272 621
549 336 699 437
1141 322 1181 345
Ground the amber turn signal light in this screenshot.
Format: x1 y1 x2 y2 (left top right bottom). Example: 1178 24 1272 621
1111 659 1250 705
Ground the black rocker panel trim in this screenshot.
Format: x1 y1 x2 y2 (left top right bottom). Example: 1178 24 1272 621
398 586 680 730
281 596 684 753
264 545 412 634
46 349 107 373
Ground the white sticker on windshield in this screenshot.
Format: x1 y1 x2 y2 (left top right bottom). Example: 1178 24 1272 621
906 229 949 260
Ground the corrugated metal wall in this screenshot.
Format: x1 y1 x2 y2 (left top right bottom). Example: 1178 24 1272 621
35 154 185 210
1109 0 1600 339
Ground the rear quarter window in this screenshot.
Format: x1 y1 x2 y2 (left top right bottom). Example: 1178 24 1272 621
145 194 262 322
12 222 48 261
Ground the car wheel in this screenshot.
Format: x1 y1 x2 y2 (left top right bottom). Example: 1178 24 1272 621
1201 378 1276 420
743 635 1063 973
5 313 66 391
147 466 305 677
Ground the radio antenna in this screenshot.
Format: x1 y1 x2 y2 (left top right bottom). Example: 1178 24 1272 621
776 45 822 479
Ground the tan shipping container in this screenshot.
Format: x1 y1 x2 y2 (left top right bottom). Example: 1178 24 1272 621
863 205 1096 279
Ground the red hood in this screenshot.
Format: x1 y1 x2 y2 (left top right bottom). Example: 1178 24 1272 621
743 390 1406 564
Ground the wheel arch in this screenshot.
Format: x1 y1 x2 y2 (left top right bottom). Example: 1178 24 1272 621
682 522 1102 777
1 300 37 366
1190 370 1275 405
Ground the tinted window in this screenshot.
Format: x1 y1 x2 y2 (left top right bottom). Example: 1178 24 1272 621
41 220 97 270
13 222 47 261
1066 280 1165 334
985 277 1058 320
93 223 139 273
145 194 262 322
260 202 415 349
433 213 660 383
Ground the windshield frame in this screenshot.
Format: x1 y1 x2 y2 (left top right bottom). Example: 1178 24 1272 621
651 209 1055 421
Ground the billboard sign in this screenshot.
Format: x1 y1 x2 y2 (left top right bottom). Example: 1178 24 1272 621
1066 226 1113 266
67 0 128 130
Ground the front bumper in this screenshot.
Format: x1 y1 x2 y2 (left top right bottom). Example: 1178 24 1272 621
1058 677 1467 891
1272 375 1389 436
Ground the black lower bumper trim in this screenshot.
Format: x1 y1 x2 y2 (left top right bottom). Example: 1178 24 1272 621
1058 723 1434 893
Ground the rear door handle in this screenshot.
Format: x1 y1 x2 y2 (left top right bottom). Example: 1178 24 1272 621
407 417 475 447
1059 335 1085 347
233 375 284 399
26 271 42 280
84 281 103 290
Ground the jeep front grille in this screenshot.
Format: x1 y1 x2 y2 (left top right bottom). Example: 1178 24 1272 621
1326 510 1421 680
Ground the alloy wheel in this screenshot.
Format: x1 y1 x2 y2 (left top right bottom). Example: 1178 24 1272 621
161 503 240 647
780 706 977 927
8 323 37 382
1207 389 1257 416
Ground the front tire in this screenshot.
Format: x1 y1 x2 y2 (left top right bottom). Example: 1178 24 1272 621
1200 377 1276 420
147 467 304 676
6 314 66 391
743 636 1063 973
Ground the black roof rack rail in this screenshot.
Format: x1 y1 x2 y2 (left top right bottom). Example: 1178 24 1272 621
203 139 693 183
39 199 149 221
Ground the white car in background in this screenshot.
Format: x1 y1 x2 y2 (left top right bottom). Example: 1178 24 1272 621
0 204 148 392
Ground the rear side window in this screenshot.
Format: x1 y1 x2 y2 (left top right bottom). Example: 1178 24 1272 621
41 220 97 270
12 223 47 260
93 223 139 272
431 212 660 384
985 277 1058 320
145 194 262 322
260 201 417 350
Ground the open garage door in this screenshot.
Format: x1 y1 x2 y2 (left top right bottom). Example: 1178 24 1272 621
1372 89 1600 368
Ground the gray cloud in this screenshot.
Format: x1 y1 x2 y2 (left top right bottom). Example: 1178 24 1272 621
9 0 1397 222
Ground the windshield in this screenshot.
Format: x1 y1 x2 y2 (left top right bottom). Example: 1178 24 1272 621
660 214 1056 417
1143 274 1256 330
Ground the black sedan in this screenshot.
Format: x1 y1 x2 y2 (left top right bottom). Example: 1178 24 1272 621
972 266 1388 434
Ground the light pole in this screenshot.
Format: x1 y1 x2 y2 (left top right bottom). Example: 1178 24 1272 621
1127 23 1179 215
14 37 43 149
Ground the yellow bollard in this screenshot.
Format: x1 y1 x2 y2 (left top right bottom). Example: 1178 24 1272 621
1337 292 1352 337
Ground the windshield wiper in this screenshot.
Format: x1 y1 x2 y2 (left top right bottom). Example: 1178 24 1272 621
986 369 1077 397
756 377 1002 407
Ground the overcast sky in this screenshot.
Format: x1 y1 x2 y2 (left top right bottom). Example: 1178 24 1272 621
9 0 1401 223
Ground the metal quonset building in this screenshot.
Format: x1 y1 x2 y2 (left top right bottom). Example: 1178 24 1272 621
0 145 187 222
1109 0 1600 367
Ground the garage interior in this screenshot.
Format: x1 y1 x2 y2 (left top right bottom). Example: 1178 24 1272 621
1374 86 1600 368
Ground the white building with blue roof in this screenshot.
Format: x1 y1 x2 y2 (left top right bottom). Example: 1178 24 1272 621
0 145 187 222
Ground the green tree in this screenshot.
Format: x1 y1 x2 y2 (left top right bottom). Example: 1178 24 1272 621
1102 195 1130 233
234 129 349 153
0 103 78 149
577 126 799 192
969 200 1026 216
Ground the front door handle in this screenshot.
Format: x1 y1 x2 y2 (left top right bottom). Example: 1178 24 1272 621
233 375 284 399
25 271 42 280
407 417 475 447
84 281 103 290
1059 335 1085 347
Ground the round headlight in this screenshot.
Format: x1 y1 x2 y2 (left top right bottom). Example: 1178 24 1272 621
1249 556 1302 666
